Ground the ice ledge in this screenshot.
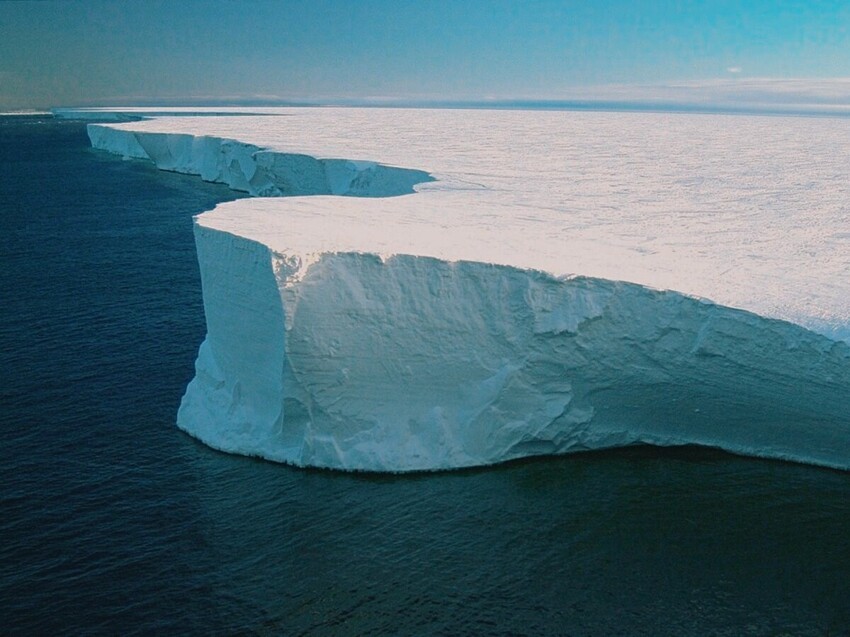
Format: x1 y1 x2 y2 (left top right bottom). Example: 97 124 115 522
83 115 850 472
87 123 434 197
178 229 850 472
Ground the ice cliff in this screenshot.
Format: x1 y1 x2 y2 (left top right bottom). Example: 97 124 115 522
83 109 850 472
87 123 432 197
180 229 850 471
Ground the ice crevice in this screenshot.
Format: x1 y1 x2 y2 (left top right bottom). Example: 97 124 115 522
87 121 850 473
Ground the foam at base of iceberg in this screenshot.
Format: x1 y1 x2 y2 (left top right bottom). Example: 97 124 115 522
177 226 850 472
84 114 850 472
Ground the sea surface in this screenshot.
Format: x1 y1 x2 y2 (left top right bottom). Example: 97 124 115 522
1 115 849 636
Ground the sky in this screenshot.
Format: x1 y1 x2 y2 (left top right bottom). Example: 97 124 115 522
2 0 850 110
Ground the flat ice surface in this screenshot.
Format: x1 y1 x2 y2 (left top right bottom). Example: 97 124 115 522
89 107 850 342
76 106 850 471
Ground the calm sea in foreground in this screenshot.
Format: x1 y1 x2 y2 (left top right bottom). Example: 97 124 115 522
1 115 849 636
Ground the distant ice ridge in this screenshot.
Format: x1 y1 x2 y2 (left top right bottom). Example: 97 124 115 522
82 109 850 472
87 124 432 197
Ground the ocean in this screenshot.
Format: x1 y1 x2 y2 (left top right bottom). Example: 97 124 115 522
1 115 849 636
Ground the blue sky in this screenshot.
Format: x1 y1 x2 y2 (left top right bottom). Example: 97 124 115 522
2 0 850 109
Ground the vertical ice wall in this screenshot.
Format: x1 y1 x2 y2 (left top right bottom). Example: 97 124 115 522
87 124 432 197
179 230 850 472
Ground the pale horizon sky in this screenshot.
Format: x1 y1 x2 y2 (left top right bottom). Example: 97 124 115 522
2 0 850 111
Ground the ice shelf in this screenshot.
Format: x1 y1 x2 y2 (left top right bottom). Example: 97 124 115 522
71 106 850 471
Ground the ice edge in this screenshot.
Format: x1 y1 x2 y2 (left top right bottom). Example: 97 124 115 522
87 121 850 473
87 123 434 198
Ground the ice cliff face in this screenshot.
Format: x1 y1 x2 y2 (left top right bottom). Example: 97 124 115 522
178 228 850 472
87 124 432 197
83 110 850 472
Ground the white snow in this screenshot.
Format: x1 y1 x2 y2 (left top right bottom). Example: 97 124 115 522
76 106 850 471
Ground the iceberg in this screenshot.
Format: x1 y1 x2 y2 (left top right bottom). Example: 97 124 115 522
75 107 850 472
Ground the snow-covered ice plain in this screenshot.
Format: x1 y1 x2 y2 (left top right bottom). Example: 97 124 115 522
64 106 850 471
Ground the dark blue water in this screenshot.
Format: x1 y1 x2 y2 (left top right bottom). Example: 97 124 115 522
1 116 850 636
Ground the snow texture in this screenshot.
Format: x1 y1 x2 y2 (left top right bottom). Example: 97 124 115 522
81 107 850 472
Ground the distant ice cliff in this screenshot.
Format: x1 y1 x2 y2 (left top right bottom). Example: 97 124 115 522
88 123 432 197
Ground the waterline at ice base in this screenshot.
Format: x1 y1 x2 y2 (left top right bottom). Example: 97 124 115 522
67 106 850 472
